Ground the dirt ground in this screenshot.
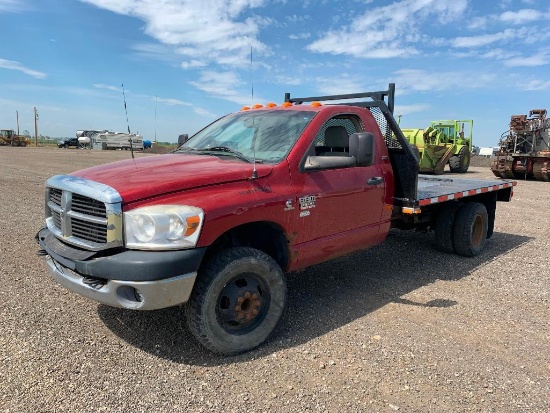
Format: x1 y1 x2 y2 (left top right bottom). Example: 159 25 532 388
1 147 548 412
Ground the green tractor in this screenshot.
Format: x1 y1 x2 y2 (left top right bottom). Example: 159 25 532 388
401 120 473 174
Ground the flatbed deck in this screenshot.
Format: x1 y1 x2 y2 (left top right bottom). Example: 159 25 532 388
415 175 516 207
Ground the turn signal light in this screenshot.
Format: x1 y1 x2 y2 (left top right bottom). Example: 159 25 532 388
185 216 201 236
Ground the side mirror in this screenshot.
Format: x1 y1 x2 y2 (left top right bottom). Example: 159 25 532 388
349 132 374 166
303 155 357 171
178 134 189 145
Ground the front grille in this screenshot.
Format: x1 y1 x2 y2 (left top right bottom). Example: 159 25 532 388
72 217 108 243
50 188 62 206
72 194 106 217
51 209 62 229
45 177 123 251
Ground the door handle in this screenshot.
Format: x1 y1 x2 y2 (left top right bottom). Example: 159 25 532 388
367 176 383 185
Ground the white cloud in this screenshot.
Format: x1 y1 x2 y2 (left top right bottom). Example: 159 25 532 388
499 8 550 24
499 0 513 9
315 74 366 95
286 14 310 23
93 83 121 92
392 69 496 93
155 97 191 106
131 43 180 63
80 0 270 69
0 58 46 78
93 84 196 111
289 33 311 40
522 79 550 90
307 0 467 59
181 60 207 69
0 0 25 12
192 107 217 118
189 71 252 105
273 75 302 86
479 48 517 60
467 16 490 30
505 53 549 67
451 29 518 48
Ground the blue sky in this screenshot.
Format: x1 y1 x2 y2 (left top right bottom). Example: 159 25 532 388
1 0 549 146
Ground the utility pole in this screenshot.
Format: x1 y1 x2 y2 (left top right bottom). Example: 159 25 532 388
16 110 19 135
34 107 39 146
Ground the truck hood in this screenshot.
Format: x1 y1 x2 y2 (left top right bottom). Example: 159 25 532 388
71 153 272 203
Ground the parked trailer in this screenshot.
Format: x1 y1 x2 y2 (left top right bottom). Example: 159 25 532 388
92 132 144 151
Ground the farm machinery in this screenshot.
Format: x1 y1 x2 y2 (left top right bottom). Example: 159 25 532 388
401 120 473 174
0 129 30 147
491 109 550 181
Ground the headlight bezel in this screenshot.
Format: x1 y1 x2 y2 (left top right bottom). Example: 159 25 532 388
124 205 204 250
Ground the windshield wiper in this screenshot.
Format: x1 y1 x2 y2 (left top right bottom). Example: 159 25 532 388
193 146 252 163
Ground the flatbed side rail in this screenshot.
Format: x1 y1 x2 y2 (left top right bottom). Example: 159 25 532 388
415 176 516 206
285 83 419 203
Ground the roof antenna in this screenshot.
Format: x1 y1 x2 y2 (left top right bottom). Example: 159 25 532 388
250 45 258 179
122 83 135 160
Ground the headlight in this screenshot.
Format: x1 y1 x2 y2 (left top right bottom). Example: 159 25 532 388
124 205 204 250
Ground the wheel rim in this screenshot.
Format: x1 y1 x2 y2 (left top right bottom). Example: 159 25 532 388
216 274 270 335
471 215 484 246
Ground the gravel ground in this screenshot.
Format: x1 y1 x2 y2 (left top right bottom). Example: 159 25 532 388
1 147 548 412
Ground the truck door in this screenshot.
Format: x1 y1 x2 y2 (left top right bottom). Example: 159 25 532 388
289 114 386 268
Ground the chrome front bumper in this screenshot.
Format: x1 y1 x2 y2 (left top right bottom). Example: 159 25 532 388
43 255 197 310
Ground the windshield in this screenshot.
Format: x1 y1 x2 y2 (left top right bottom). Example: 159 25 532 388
176 110 316 164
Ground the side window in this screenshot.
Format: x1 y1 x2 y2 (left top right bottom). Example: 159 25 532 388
313 115 363 155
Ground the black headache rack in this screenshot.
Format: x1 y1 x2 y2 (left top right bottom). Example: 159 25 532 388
284 84 419 206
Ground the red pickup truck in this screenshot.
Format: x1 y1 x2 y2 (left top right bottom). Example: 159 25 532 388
36 85 515 355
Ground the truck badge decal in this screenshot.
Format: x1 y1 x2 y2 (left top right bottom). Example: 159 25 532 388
299 195 316 210
284 199 294 211
299 210 310 217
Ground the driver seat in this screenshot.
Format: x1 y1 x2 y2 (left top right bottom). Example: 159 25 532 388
319 126 349 156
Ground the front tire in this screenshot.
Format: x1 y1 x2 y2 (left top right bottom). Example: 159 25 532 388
453 202 488 257
449 146 470 173
185 247 287 355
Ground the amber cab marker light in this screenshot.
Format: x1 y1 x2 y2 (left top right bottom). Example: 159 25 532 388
281 101 292 107
252 104 263 109
311 101 322 107
241 106 250 111
265 102 277 107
